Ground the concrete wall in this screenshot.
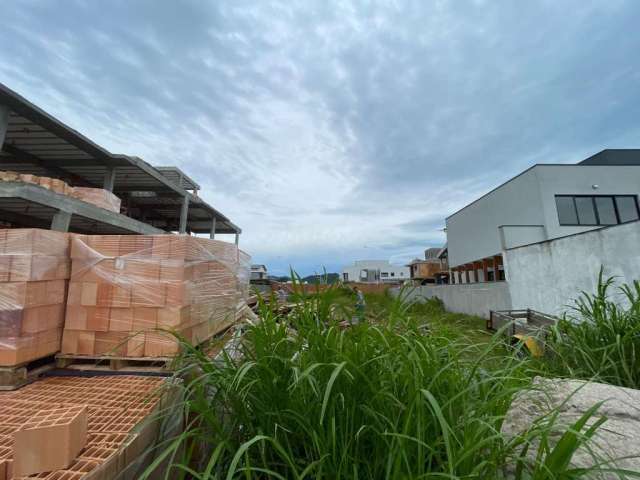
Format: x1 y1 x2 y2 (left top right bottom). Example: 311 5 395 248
504 220 640 316
446 164 640 268
446 168 543 267
390 282 512 319
535 165 640 240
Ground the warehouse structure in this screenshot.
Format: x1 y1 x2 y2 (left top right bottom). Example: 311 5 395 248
0 82 241 242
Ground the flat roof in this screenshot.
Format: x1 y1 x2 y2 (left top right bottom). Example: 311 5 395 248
0 82 240 234
446 150 640 221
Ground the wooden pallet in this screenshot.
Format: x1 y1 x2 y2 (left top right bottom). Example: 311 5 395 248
0 355 56 390
55 354 173 373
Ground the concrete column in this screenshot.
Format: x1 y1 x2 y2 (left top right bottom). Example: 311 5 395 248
0 104 9 148
234 232 239 246
209 216 216 239
179 195 189 234
51 211 72 232
103 167 116 192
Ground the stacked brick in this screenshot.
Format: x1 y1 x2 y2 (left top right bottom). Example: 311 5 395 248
70 188 121 214
61 235 250 358
0 172 73 196
0 375 166 479
0 171 121 213
0 230 70 366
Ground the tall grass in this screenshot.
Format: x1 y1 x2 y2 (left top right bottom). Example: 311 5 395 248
547 271 640 389
144 280 634 479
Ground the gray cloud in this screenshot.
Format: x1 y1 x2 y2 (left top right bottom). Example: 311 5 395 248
1 0 639 274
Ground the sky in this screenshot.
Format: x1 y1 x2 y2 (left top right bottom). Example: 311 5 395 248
2 0 640 276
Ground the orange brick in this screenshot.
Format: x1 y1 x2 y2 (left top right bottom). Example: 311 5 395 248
109 309 133 332
86 308 110 332
96 284 131 308
64 306 88 331
12 406 87 477
80 283 98 307
131 284 165 307
77 331 95 355
94 332 127 356
132 308 157 331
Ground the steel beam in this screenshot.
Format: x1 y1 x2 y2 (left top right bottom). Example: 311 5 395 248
50 210 71 232
210 216 216 239
1 144 97 187
0 182 164 234
179 195 189 234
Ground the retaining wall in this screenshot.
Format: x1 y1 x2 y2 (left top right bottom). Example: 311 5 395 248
390 282 512 319
504 220 640 316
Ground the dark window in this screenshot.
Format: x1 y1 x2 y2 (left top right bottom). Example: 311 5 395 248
390 272 395 277
575 197 597 225
616 196 640 223
556 196 578 225
381 272 389 278
594 197 617 225
556 195 640 226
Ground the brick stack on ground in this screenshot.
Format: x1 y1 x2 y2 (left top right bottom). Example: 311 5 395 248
0 375 167 479
61 234 250 358
0 229 70 366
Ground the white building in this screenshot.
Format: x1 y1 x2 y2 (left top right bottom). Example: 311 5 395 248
250 264 268 280
446 149 640 284
342 260 409 283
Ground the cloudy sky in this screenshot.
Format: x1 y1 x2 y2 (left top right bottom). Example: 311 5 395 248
2 1 639 276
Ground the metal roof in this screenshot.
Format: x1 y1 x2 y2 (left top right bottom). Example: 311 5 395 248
0 82 240 234
156 166 201 191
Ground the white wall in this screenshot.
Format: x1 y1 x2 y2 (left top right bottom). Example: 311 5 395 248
342 260 409 283
446 164 640 268
505 220 640 316
446 168 544 267
535 165 640 239
390 282 512 319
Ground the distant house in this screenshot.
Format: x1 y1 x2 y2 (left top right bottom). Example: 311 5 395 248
446 149 640 284
342 260 409 284
250 264 268 280
407 247 448 284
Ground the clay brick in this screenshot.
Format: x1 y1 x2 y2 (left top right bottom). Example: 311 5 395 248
80 283 98 306
108 309 133 332
64 306 88 330
94 332 127 356
96 283 130 308
12 406 87 477
86 308 110 332
132 308 157 331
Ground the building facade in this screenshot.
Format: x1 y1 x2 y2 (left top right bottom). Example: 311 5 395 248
342 260 409 284
445 150 640 284
407 247 448 283
250 264 268 280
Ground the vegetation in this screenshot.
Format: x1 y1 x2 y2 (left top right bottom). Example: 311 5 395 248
546 271 640 389
143 279 637 479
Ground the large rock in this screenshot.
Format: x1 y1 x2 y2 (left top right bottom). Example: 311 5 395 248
502 377 640 477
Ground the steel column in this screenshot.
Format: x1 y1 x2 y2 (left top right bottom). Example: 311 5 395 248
50 210 72 232
0 104 9 148
234 233 239 246
209 216 216 239
103 167 116 192
179 195 189 234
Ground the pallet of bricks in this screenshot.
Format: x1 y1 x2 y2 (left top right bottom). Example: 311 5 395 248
0 229 70 373
0 171 121 213
61 234 250 360
0 375 182 479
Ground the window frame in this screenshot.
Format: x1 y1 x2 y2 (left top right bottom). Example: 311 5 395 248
555 194 640 227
